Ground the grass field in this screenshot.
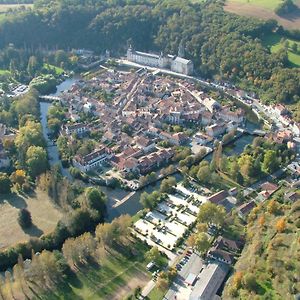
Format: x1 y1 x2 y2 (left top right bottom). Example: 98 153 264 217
39 242 151 300
225 0 300 30
0 69 10 75
262 33 300 67
0 3 33 13
0 189 62 250
43 63 65 75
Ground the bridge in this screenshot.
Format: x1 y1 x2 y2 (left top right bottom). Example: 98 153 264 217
240 128 266 136
39 95 61 102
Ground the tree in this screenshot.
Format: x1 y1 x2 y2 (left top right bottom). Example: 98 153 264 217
195 232 210 254
140 191 160 209
243 273 258 292
160 177 176 194
197 223 208 233
197 202 226 227
26 146 48 178
85 187 107 213
145 246 164 267
238 154 255 180
262 150 279 174
18 208 32 228
267 200 280 215
197 164 211 184
10 169 27 190
0 172 11 194
291 43 298 53
275 218 286 233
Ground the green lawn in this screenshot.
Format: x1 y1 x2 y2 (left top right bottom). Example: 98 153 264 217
43 63 65 75
147 286 167 300
262 33 300 67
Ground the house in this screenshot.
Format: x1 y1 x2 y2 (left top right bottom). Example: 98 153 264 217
201 111 213 125
237 201 256 220
206 123 226 137
116 157 139 173
219 107 245 123
138 148 174 174
284 191 300 202
259 182 279 199
208 190 228 205
193 132 213 146
214 236 244 253
189 262 229 300
274 104 288 116
73 147 112 172
134 136 155 153
207 247 235 265
203 98 221 113
159 131 188 146
65 123 89 136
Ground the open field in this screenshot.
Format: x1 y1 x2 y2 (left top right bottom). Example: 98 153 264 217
0 190 62 250
0 3 33 13
224 0 300 30
262 33 300 67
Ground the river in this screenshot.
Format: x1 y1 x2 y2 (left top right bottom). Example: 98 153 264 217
39 78 260 221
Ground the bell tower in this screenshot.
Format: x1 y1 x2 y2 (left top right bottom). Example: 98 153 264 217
178 40 185 58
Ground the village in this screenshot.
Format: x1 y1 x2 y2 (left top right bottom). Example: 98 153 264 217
0 49 300 300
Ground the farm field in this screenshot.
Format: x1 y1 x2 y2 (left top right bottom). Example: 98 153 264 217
0 189 62 250
262 33 300 67
224 0 300 30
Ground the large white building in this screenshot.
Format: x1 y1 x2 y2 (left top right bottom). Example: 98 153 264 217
126 46 194 75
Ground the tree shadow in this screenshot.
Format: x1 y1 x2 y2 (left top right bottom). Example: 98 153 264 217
23 223 44 237
1 193 28 209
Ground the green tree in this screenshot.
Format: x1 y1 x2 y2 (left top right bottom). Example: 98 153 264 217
197 202 226 227
195 232 210 254
85 187 107 213
26 146 48 178
160 177 176 194
262 150 279 174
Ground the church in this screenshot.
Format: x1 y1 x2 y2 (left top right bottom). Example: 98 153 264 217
126 43 194 76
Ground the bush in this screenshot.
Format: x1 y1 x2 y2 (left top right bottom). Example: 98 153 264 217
18 208 32 228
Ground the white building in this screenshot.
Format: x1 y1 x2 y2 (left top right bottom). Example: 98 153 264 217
126 46 194 75
73 147 112 172
65 123 88 136
171 56 194 75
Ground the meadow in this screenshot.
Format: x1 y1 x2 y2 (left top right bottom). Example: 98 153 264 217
0 189 62 250
262 33 300 67
225 0 300 30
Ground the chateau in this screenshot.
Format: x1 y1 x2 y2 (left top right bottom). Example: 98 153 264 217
126 43 194 75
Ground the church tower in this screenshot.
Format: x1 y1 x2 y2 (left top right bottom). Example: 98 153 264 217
178 41 185 58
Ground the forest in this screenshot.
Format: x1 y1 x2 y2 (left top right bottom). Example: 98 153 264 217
0 0 298 105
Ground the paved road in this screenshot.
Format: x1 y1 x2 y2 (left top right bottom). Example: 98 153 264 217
164 252 203 300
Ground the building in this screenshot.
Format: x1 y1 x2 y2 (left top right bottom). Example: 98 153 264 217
73 147 112 172
237 201 256 220
214 236 244 253
207 247 235 265
203 98 221 113
65 123 89 136
127 46 194 75
127 47 169 68
208 190 228 205
170 56 194 75
189 262 229 300
206 124 226 137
